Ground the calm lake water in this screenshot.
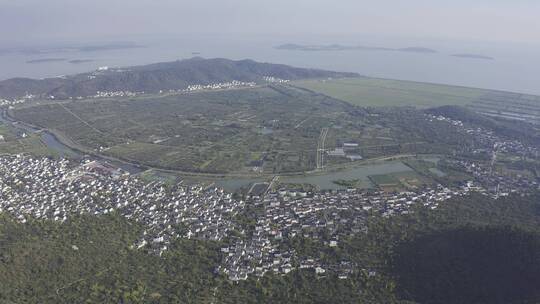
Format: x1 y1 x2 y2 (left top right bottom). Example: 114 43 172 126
282 161 413 190
2 34 540 95
429 167 447 177
190 160 418 192
214 177 267 192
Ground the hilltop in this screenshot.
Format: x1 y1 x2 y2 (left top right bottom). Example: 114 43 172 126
0 57 359 99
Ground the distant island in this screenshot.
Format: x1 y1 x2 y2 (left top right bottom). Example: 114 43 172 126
452 54 495 60
26 58 67 64
1 42 144 56
68 59 94 64
276 44 496 60
26 58 96 64
398 47 438 53
77 42 144 52
275 43 438 54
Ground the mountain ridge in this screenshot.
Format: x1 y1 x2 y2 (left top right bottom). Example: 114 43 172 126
0 57 359 99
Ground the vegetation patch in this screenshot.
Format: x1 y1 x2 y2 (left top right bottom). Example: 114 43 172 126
390 226 540 304
293 78 487 108
369 174 401 186
332 179 360 188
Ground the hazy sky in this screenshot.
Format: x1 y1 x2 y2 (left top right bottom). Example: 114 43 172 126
2 0 540 45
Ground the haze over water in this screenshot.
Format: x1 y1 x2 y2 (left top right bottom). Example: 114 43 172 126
2 34 540 95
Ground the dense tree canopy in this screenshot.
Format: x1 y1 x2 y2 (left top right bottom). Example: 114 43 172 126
2 193 540 303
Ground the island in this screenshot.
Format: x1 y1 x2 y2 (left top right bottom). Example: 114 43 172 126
68 59 94 64
275 43 438 54
451 53 495 60
26 58 67 64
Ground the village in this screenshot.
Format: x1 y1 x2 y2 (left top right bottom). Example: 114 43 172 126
0 145 537 281
0 155 245 256
0 111 539 281
220 161 539 281
426 113 540 158
0 73 279 105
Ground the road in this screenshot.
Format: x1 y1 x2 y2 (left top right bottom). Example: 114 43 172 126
294 117 311 129
3 108 431 179
266 175 280 195
316 127 329 170
58 103 104 135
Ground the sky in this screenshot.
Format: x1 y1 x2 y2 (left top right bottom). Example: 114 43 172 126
1 0 540 45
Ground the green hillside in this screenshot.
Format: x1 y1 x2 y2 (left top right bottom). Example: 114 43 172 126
2 193 540 303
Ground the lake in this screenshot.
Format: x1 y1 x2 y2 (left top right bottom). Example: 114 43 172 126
186 160 416 192
281 161 413 190
214 177 267 192
2 34 540 95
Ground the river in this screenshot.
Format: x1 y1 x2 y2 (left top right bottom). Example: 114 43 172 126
0 109 144 174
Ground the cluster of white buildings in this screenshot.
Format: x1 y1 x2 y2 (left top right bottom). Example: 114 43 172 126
427 114 464 127
183 80 256 92
220 180 486 281
0 94 36 107
426 113 540 158
0 99 26 107
0 155 244 255
0 150 537 281
92 91 141 99
221 114 540 281
0 112 538 281
263 76 290 83
31 77 285 102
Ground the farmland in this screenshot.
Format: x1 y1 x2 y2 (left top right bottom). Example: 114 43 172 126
0 122 51 156
11 77 539 178
292 77 488 108
294 77 540 124
11 83 469 175
468 91 540 124
12 85 354 174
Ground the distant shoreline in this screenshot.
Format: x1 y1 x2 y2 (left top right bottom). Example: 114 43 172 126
451 54 495 60
275 43 438 54
26 58 67 64
276 44 495 61
68 59 94 64
26 58 96 64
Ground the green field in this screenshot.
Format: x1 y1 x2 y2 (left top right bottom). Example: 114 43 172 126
0 124 52 156
369 174 401 185
11 83 486 174
293 77 489 108
12 86 353 174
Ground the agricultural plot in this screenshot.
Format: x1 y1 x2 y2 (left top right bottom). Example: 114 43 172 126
0 125 50 156
0 135 49 155
139 169 180 185
294 77 540 125
293 77 488 108
467 91 540 124
13 83 489 174
13 86 358 173
369 170 433 192
404 158 471 186
369 174 401 186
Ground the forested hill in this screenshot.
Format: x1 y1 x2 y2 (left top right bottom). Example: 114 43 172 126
0 57 359 99
2 193 540 303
